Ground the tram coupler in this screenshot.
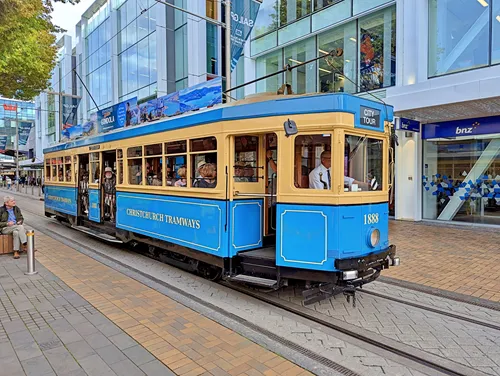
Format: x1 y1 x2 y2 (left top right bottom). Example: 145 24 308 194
302 283 357 307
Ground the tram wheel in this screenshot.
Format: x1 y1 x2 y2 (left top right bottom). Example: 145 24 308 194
196 262 222 281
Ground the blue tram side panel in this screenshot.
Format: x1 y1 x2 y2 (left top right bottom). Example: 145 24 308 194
276 203 389 272
115 191 229 257
88 189 101 222
229 199 263 257
44 186 78 216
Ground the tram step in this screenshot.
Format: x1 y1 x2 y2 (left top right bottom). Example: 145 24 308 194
72 226 123 244
229 274 278 288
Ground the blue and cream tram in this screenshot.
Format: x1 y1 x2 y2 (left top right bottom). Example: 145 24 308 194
43 93 399 304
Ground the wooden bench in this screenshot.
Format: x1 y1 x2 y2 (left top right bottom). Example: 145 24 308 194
0 234 13 255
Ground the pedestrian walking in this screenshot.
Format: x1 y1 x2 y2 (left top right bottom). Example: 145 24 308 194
6 177 11 190
0 196 27 259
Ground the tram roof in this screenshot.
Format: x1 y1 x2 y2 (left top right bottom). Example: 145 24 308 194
44 93 394 154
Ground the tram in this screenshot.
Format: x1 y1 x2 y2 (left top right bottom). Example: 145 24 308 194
43 93 399 304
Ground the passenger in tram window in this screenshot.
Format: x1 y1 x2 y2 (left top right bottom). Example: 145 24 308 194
152 175 162 186
244 165 256 182
135 166 142 185
234 161 246 182
202 138 217 164
58 168 64 182
197 163 217 188
166 165 173 186
174 166 187 187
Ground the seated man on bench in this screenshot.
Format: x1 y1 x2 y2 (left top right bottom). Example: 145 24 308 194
0 196 27 259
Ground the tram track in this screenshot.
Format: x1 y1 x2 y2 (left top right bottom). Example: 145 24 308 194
16 206 494 376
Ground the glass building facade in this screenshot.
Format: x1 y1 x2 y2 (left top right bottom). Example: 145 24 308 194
0 99 35 151
252 0 396 95
428 0 500 77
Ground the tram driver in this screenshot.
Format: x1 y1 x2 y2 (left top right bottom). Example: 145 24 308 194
309 151 370 191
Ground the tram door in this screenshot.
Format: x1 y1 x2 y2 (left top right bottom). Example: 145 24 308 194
100 151 117 223
229 133 277 256
77 154 90 219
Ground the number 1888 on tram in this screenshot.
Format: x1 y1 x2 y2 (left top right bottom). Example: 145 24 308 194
43 93 399 305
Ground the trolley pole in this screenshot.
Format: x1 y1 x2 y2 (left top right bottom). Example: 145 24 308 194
225 0 232 103
25 230 38 275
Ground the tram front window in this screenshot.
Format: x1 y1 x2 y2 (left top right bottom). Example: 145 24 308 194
234 136 258 183
344 135 383 192
294 134 331 189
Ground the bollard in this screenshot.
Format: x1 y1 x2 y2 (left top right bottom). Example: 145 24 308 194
24 230 38 276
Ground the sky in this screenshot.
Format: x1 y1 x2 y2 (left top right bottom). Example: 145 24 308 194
51 0 94 42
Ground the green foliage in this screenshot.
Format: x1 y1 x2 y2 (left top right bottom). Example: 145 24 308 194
0 0 79 100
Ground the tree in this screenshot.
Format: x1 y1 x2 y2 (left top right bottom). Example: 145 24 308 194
0 0 78 100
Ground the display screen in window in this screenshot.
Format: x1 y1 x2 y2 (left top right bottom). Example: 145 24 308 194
344 135 383 192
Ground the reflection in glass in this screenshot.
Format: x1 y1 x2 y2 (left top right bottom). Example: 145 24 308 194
428 0 489 77
491 0 500 64
358 6 396 91
344 135 383 192
353 0 391 15
284 38 315 94
422 138 500 225
318 21 356 94
279 0 311 26
207 24 218 75
312 0 351 32
252 0 278 38
256 50 283 93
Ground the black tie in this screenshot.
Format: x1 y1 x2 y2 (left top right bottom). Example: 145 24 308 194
327 169 331 189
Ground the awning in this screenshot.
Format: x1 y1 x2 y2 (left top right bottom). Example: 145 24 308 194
20 158 43 167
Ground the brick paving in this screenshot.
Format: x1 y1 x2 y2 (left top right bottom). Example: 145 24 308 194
0 255 174 376
386 221 500 302
32 233 311 376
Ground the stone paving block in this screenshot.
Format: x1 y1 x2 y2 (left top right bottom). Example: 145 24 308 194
139 360 175 376
73 321 99 337
3 319 27 334
21 355 56 376
96 322 122 337
98 344 129 365
65 340 96 361
122 345 156 366
43 345 83 374
108 333 138 351
53 328 84 345
0 340 17 359
78 354 117 376
1 353 28 376
13 339 43 361
84 332 113 349
109 358 146 376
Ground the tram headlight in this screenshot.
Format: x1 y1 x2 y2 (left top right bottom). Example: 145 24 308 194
367 228 380 248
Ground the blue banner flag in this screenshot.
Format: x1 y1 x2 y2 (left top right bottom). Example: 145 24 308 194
18 122 33 146
230 0 261 71
0 135 7 153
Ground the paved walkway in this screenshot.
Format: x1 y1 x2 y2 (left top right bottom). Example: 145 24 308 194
386 220 500 302
0 232 310 376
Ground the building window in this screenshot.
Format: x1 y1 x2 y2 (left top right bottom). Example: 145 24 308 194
191 137 217 188
256 49 283 93
207 24 219 75
344 135 383 192
318 21 357 93
234 136 259 183
294 134 331 189
252 0 278 38
358 5 396 91
284 37 316 94
423 138 500 225
493 0 500 64
279 0 311 26
353 0 392 15
429 0 490 77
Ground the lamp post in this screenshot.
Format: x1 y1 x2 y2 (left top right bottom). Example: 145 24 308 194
15 107 19 191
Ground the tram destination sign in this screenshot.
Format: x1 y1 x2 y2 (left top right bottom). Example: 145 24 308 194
360 106 380 128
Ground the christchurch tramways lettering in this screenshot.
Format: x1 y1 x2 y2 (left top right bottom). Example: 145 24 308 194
47 195 72 204
126 209 201 229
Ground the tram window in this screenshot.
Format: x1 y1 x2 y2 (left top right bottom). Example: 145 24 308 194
165 140 187 154
191 137 217 189
344 135 383 192
165 155 187 187
45 160 51 182
90 152 100 184
56 158 63 182
117 149 123 159
117 150 124 185
234 136 258 183
294 135 331 189
128 159 143 185
64 156 72 182
145 143 162 156
51 158 57 181
127 146 142 158
146 157 162 186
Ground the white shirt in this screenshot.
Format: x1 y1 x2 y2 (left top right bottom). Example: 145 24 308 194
309 164 331 190
309 164 355 190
